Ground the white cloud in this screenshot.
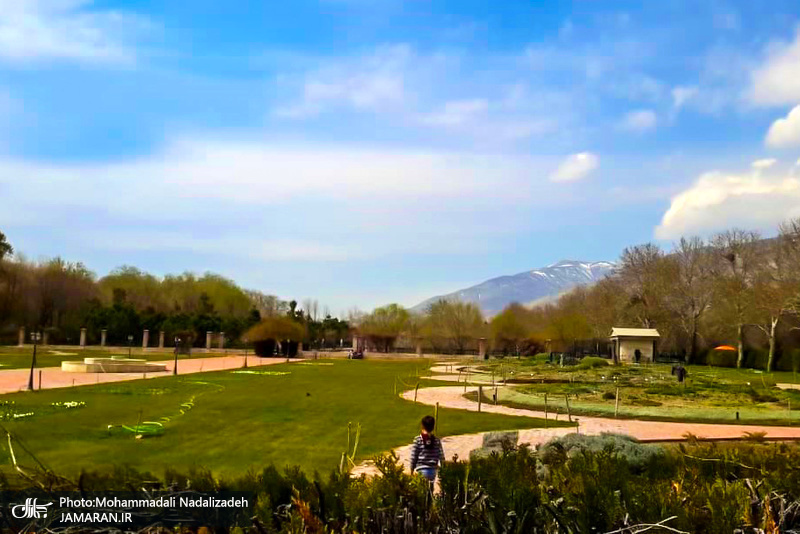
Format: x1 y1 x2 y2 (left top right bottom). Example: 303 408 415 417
274 44 411 118
765 105 800 148
549 152 599 183
752 158 777 169
86 232 355 262
655 164 800 239
0 0 149 64
0 136 565 263
419 99 488 126
671 86 698 109
749 29 800 106
619 109 657 132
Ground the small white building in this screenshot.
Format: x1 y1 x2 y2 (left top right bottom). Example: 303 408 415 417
609 328 660 363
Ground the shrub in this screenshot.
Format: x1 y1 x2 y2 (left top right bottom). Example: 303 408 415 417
539 433 669 475
707 349 738 367
602 391 616 400
571 356 610 371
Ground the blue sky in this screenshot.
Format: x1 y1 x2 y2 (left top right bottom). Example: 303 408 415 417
2 1 800 313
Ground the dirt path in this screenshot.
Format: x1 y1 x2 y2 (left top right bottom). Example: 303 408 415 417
0 356 296 394
353 365 800 477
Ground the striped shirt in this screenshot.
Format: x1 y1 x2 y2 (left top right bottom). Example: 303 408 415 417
410 434 445 472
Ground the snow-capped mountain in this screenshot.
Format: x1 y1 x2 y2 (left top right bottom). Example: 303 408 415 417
411 260 617 316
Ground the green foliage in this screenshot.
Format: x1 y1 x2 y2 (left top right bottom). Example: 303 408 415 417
423 299 486 354
707 348 738 367
490 304 532 351
358 303 410 352
573 356 610 371
247 316 307 343
0 230 12 261
18 438 800 533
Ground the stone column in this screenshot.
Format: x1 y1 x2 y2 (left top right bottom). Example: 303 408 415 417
218 332 225 350
18 326 25 347
416 338 423 357
297 342 303 358
158 331 165 349
79 328 87 349
206 331 213 351
42 331 49 346
100 329 107 347
478 337 487 360
142 329 150 349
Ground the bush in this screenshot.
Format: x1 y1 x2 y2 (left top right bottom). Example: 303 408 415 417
573 356 610 370
707 349 738 368
13 439 800 533
539 433 668 474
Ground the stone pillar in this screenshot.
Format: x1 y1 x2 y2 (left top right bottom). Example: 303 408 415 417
478 337 487 360
18 326 25 347
297 342 303 358
79 328 87 349
218 332 225 350
142 329 150 349
416 338 423 357
206 331 213 351
42 331 49 346
100 329 107 347
158 331 165 349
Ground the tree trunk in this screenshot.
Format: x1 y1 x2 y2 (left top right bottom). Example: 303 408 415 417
736 323 745 369
766 318 778 373
688 317 698 365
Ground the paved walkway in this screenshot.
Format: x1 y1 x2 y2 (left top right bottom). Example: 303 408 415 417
353 365 800 477
0 356 295 394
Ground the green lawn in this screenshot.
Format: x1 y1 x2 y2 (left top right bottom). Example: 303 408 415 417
468 358 800 425
0 359 562 477
0 345 230 370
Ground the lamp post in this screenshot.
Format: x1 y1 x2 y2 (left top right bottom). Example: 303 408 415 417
28 331 41 391
242 336 249 368
173 337 180 376
127 334 133 358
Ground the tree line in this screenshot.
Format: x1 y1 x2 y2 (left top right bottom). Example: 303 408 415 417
357 219 800 370
0 231 348 348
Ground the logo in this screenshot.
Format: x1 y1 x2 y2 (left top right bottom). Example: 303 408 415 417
11 498 52 519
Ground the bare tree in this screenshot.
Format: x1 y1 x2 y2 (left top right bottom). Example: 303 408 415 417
710 229 762 368
751 220 800 371
664 237 714 364
246 290 287 318
618 243 669 329
425 300 485 354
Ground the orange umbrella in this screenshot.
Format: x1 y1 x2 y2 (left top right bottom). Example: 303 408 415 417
713 345 737 351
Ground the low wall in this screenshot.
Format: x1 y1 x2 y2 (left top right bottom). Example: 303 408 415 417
61 358 167 373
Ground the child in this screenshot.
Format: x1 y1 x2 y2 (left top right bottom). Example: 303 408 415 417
409 415 445 483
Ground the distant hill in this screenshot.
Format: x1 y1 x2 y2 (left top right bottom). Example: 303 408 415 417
411 260 617 316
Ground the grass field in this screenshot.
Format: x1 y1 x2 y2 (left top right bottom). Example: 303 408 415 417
468 357 800 425
0 345 230 370
0 359 563 477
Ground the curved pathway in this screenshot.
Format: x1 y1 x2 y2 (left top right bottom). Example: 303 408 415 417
353 363 800 477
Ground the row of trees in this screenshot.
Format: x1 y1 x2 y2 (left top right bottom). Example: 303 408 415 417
356 300 486 354
354 219 800 369
490 220 800 371
0 231 348 348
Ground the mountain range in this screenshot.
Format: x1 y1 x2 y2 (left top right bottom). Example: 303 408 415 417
411 260 617 316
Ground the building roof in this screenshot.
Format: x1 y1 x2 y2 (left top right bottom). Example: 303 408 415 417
610 327 660 338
